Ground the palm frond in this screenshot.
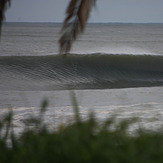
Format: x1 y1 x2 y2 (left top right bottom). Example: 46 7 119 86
0 0 11 36
59 0 96 55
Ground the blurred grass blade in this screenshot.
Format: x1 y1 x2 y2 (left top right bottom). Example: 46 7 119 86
40 99 48 114
59 0 96 55
70 91 81 123
3 110 13 140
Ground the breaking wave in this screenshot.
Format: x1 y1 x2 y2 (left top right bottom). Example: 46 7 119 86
0 53 163 90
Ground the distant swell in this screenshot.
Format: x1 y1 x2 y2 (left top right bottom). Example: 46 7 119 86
0 53 163 90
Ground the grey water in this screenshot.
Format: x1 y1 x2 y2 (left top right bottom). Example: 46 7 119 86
0 23 163 131
1 23 163 56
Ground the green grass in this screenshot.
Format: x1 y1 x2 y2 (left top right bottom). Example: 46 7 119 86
0 95 163 163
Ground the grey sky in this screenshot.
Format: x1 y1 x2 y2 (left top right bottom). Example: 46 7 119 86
5 0 163 23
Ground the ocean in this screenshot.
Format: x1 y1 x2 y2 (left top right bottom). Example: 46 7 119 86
0 23 163 132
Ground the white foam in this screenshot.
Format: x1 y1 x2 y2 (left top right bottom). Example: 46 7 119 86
71 44 160 56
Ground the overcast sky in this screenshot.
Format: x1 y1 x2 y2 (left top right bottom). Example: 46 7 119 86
5 0 163 23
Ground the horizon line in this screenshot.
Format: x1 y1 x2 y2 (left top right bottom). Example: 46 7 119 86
4 21 163 24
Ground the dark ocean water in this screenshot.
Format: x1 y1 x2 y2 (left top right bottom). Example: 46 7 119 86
0 53 163 90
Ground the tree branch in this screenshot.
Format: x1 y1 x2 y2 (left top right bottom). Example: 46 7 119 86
0 0 11 36
59 0 96 55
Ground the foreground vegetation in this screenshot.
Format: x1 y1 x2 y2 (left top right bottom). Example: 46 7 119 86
0 96 163 163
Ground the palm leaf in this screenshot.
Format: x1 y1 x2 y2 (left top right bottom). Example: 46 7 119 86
0 0 11 36
59 0 96 55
